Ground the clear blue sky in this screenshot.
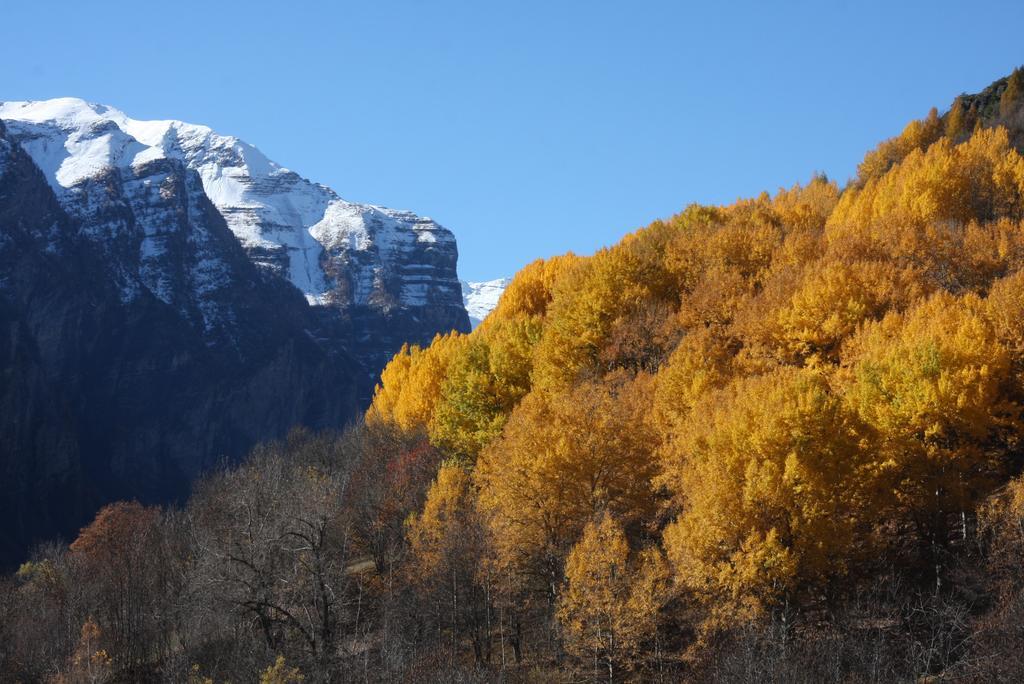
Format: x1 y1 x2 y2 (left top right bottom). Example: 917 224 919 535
3 1 1023 280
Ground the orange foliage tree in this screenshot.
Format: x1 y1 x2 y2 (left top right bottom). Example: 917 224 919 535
475 376 660 605
660 368 878 622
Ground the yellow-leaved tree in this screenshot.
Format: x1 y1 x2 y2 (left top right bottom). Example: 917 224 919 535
769 174 840 234
406 462 495 663
557 513 670 680
366 332 467 431
532 223 683 389
483 253 580 324
985 268 1024 364
475 375 660 605
661 367 877 623
652 326 734 434
259 656 304 684
842 292 1018 559
773 259 921 365
855 107 943 185
428 315 541 460
829 126 1024 251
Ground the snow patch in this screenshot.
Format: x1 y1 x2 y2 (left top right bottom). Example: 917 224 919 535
461 278 509 328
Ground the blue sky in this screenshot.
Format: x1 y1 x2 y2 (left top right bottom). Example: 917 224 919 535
3 1 1023 280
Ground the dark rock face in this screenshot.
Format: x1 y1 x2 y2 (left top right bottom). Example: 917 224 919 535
314 209 470 402
0 98 472 566
0 120 360 566
0 98 469 402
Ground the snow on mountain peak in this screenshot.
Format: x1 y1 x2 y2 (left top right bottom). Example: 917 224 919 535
0 98 123 129
0 98 461 309
461 277 509 328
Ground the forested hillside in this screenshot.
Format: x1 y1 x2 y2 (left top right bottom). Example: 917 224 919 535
6 70 1024 683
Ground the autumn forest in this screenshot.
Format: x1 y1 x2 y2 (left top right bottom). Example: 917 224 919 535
7 71 1024 683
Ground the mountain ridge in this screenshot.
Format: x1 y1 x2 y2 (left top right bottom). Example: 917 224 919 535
0 97 471 400
0 99 471 565
0 98 466 312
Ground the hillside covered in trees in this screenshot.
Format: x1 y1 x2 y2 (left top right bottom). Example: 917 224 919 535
6 70 1024 683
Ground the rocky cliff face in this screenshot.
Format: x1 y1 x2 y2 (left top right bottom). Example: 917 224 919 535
0 100 470 565
0 99 469 399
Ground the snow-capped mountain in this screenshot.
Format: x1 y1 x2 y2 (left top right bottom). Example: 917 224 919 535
0 98 469 397
0 98 466 315
461 277 509 328
0 99 470 565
